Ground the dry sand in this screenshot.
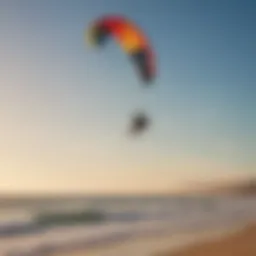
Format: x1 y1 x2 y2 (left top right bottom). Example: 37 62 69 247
159 223 256 256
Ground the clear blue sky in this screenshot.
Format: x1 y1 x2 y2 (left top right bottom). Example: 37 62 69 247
0 0 255 193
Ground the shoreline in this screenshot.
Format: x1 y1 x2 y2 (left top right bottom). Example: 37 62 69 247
1 221 254 256
45 224 244 256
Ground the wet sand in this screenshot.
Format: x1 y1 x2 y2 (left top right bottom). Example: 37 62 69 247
160 223 256 256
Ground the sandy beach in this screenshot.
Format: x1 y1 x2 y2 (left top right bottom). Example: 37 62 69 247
160 223 256 256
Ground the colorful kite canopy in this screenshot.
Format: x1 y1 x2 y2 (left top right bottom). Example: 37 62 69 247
86 15 156 84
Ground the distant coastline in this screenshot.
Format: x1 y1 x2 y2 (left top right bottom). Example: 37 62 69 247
0 178 255 206
206 179 256 196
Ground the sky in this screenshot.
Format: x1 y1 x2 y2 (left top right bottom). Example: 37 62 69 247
0 0 255 194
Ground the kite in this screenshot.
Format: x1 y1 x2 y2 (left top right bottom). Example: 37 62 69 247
86 15 156 84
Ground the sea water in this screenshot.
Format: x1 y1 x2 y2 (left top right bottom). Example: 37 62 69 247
0 195 255 255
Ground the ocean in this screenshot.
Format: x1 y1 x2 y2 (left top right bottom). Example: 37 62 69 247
0 195 255 256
